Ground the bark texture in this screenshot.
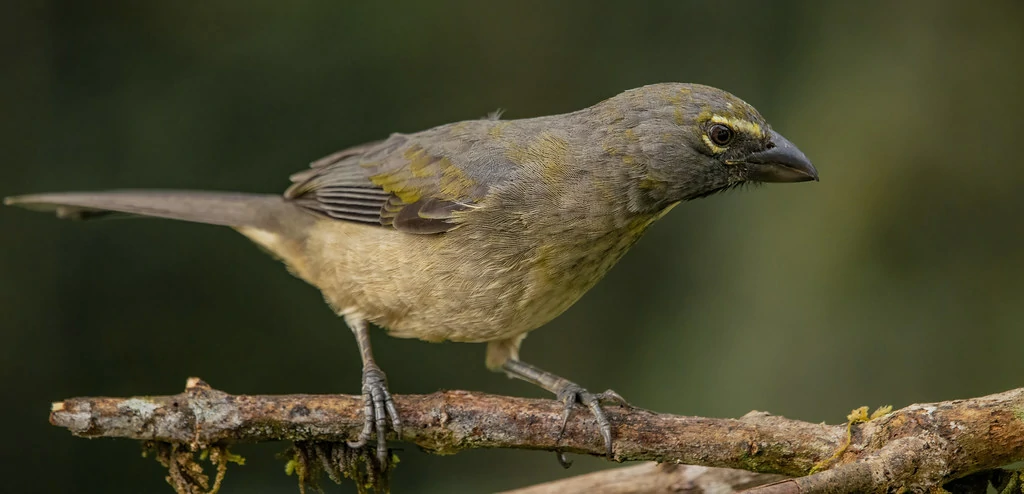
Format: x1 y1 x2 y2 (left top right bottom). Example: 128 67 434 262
49 378 1024 493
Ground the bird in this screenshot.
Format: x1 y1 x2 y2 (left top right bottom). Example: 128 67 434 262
5 83 817 465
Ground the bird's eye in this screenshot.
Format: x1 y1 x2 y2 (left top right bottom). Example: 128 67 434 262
708 124 734 146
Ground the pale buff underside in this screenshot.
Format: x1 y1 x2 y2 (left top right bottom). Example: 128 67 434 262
237 208 657 348
239 221 576 344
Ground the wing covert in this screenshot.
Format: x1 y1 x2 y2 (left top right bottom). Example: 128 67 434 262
284 131 490 234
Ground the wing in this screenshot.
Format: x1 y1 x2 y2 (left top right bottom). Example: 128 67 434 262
284 125 502 234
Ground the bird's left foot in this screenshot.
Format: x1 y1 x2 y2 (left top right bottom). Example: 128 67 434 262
346 362 401 465
554 382 628 465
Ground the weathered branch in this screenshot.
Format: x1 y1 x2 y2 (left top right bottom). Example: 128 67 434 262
50 378 1024 492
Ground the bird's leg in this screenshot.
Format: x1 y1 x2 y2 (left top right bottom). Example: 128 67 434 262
344 315 400 465
500 358 625 461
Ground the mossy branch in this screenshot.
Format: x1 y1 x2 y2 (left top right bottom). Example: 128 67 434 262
50 378 1024 493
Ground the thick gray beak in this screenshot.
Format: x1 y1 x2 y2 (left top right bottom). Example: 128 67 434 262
744 130 819 183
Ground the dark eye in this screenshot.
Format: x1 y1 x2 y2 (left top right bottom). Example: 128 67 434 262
708 124 734 146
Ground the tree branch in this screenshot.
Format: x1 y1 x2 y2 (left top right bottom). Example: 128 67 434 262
497 462 787 494
50 378 1024 492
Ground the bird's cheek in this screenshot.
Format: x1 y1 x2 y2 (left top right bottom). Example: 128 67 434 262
724 164 747 183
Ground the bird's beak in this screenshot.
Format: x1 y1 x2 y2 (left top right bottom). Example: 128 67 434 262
742 130 819 183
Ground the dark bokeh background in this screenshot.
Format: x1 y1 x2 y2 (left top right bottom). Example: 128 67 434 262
3 2 1023 492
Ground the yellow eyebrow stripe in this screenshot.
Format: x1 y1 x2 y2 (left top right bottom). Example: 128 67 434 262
710 114 764 139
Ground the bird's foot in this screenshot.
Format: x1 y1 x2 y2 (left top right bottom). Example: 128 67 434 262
347 363 401 465
553 382 627 466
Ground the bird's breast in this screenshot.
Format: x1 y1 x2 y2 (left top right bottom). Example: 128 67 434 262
303 207 661 344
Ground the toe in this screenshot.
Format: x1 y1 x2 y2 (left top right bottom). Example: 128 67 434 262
383 389 401 436
347 391 376 448
585 401 613 457
371 387 388 433
597 389 628 406
578 390 614 458
376 429 388 465
370 386 390 462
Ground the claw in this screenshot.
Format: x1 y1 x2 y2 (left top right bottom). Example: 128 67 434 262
555 451 573 469
597 389 628 406
348 363 400 465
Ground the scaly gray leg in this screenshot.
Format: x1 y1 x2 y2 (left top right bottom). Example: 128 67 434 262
344 315 400 464
501 358 624 462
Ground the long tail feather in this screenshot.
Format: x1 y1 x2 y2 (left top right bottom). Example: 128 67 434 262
3 190 313 233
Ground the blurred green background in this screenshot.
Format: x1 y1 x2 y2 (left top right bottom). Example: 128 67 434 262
2 1 1023 492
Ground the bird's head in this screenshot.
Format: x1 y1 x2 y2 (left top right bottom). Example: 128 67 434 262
598 83 817 211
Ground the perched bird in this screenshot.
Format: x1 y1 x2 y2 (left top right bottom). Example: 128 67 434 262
5 83 817 464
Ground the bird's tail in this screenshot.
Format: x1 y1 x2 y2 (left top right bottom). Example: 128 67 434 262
4 190 320 279
3 190 313 233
